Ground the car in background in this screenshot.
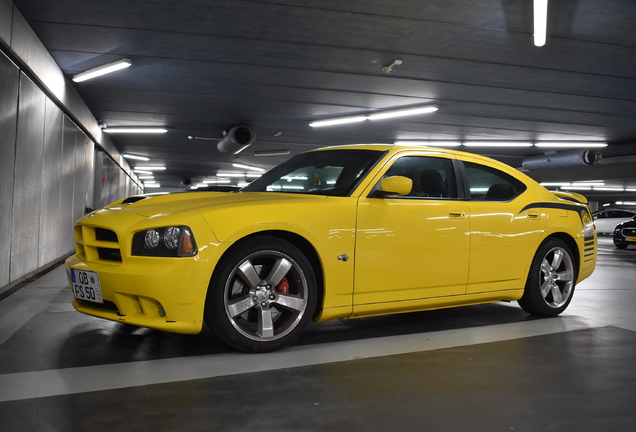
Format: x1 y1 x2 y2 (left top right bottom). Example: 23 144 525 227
66 144 597 352
592 209 636 234
613 216 636 249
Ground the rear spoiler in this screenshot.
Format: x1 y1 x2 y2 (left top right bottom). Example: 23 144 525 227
551 191 588 205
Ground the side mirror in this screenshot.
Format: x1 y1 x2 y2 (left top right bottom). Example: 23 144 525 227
376 176 412 197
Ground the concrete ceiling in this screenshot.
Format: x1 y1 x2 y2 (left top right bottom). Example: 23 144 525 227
11 0 636 202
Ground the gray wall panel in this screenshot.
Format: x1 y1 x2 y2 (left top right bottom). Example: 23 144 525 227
59 115 75 255
0 50 19 287
0 0 12 45
72 128 88 224
38 98 63 267
11 72 45 281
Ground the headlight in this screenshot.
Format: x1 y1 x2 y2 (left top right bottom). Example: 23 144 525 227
132 226 198 257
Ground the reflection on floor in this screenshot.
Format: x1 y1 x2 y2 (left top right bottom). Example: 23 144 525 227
1 237 635 431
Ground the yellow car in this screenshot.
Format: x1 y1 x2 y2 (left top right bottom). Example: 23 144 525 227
66 144 597 352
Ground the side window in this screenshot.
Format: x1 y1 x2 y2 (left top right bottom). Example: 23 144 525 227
464 161 526 201
382 156 457 198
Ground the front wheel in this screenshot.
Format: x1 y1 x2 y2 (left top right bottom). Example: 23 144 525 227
205 236 317 352
518 238 576 316
614 243 628 249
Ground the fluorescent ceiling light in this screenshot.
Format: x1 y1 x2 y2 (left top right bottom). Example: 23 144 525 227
626 189 636 192
463 142 533 147
143 181 156 185
534 0 548 47
245 173 262 178
540 182 571 187
104 128 168 134
368 106 438 120
135 166 166 171
237 182 250 188
137 176 155 179
144 184 161 188
233 163 265 172
394 140 461 147
203 179 232 184
309 116 367 128
72 58 131 82
133 170 153 175
254 150 290 156
309 105 437 127
123 153 150 161
594 187 625 191
535 142 607 148
573 182 605 186
563 186 591 191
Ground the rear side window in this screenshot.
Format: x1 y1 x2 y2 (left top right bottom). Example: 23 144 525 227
382 156 457 198
464 161 526 201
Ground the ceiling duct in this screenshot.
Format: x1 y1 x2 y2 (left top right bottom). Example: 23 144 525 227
217 126 256 154
522 149 602 171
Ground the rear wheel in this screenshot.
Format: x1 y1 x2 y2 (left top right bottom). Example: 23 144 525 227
205 236 317 352
518 238 576 316
614 243 628 249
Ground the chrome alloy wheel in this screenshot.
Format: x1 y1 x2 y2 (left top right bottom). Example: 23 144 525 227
223 250 309 342
538 246 574 308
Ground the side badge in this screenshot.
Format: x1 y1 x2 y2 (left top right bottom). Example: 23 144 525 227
337 254 349 262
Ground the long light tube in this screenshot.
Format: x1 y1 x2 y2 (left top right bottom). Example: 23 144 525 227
534 142 607 148
232 163 265 172
394 140 461 147
123 153 150 161
104 128 168 134
72 58 132 82
309 116 367 128
534 0 548 47
368 106 438 120
309 105 437 127
463 142 533 147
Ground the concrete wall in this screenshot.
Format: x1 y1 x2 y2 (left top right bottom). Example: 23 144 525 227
0 1 142 294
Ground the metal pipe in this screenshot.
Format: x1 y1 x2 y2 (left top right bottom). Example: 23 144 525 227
522 149 602 170
217 126 256 154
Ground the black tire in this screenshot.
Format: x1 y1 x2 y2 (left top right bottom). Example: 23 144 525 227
205 236 317 352
518 238 576 316
614 243 628 249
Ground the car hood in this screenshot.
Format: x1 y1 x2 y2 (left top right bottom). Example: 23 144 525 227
102 191 328 217
615 218 636 228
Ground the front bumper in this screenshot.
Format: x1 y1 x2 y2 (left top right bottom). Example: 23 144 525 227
65 210 221 334
66 254 211 333
613 228 636 247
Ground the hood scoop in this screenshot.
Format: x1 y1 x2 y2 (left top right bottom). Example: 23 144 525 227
122 196 149 204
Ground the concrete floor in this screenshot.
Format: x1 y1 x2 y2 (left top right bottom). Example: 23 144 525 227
0 236 635 431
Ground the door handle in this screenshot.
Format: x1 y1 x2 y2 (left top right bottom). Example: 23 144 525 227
527 211 541 220
448 210 466 220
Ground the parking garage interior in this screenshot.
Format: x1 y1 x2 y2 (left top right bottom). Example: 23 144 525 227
1 1 636 430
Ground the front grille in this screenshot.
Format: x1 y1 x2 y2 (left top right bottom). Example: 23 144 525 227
74 224 123 265
96 228 118 242
98 247 122 262
622 227 636 237
77 298 120 314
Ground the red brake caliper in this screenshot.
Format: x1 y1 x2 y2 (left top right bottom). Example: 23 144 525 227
276 277 290 294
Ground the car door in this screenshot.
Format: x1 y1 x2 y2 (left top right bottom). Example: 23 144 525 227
353 153 470 311
461 160 547 294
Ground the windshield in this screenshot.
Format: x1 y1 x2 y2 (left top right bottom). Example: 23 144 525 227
242 149 384 197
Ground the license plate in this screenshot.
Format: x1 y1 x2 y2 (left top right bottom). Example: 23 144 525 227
71 269 104 303
626 237 636 242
